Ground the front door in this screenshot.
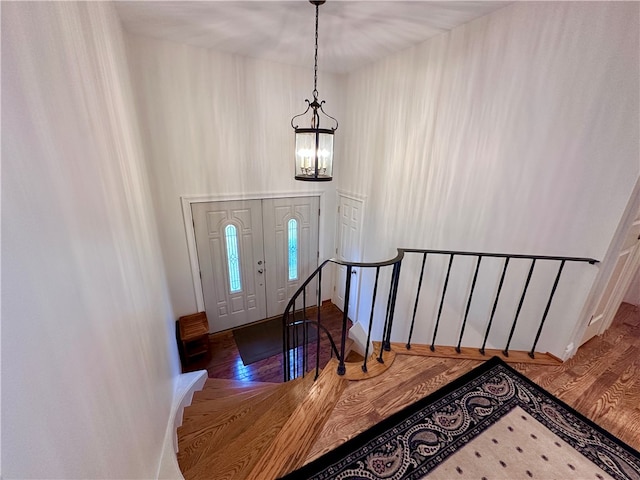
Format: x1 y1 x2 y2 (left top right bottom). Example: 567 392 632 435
263 197 320 317
192 197 320 332
192 200 267 332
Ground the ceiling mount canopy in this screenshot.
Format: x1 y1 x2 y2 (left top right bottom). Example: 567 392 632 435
291 0 338 182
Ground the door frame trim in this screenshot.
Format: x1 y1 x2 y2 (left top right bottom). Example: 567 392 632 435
181 191 326 312
333 190 367 323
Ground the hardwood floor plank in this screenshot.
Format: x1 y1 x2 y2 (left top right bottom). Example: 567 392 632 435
246 359 349 479
178 383 293 470
182 302 351 383
586 361 638 423
557 344 637 406
177 301 640 477
181 375 315 480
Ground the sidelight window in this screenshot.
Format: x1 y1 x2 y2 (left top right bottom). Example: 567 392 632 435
288 219 298 281
224 224 242 292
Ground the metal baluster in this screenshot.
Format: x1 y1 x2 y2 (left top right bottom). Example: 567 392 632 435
290 299 295 380
383 261 402 351
480 257 510 355
407 253 427 349
430 254 455 351
302 289 307 377
503 259 536 357
362 267 380 373
378 263 398 364
456 255 482 353
529 260 565 358
337 265 352 376
283 309 289 382
315 269 322 380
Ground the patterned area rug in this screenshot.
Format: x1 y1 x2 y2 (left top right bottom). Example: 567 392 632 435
280 357 640 480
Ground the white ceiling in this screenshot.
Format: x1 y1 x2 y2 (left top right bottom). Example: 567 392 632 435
116 1 510 74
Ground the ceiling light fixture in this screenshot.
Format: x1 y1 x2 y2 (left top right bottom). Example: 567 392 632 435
291 0 338 182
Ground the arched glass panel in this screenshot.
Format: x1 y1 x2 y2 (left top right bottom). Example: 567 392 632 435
224 224 242 292
288 219 298 281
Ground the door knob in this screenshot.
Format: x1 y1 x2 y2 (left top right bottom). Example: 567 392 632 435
258 269 264 274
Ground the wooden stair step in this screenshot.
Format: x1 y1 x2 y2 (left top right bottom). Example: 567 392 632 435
179 389 277 435
177 380 294 467
180 382 281 432
191 379 280 405
179 374 316 480
246 358 349 479
200 378 280 390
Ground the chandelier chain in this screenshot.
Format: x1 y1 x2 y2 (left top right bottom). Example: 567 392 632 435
313 3 319 98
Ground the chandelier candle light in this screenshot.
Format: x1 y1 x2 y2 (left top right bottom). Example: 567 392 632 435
291 0 338 181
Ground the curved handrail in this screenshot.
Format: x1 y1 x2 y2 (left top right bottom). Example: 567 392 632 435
282 250 405 381
282 249 405 317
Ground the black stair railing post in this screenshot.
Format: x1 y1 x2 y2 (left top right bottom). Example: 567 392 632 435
315 269 322 380
337 264 352 376
407 253 427 349
480 257 510 355
302 289 308 377
430 254 455 351
362 266 380 373
503 259 536 357
456 255 482 353
378 262 398 363
383 260 402 351
529 260 566 358
283 309 289 382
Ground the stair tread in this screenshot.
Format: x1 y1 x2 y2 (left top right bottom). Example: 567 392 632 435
178 375 315 480
201 378 280 390
182 387 281 429
178 379 288 440
191 380 281 404
178 382 290 468
246 359 349 479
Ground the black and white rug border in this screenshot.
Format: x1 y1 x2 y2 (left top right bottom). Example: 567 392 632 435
280 356 640 480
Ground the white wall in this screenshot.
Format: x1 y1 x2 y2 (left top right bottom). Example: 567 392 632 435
2 2 179 478
125 34 343 319
337 2 639 357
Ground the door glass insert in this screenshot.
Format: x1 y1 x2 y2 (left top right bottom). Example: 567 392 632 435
224 224 242 292
288 218 298 281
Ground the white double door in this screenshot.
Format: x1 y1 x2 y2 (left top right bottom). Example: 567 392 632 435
192 197 319 333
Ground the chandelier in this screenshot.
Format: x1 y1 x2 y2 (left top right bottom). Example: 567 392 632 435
291 0 338 181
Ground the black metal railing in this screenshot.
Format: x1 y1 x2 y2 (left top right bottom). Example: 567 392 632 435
282 248 598 382
282 252 403 381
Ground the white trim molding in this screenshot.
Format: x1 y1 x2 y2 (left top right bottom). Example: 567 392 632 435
157 370 207 479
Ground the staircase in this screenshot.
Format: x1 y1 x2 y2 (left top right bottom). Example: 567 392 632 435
177 246 598 478
176 344 561 479
177 360 348 480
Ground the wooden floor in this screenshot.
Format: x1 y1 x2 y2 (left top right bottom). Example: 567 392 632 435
178 302 640 478
182 302 351 383
307 302 640 461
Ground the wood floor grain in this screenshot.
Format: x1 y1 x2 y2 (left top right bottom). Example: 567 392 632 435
182 302 351 383
306 302 640 463
178 302 640 478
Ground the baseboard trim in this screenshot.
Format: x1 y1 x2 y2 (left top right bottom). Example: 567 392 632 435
157 370 207 479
